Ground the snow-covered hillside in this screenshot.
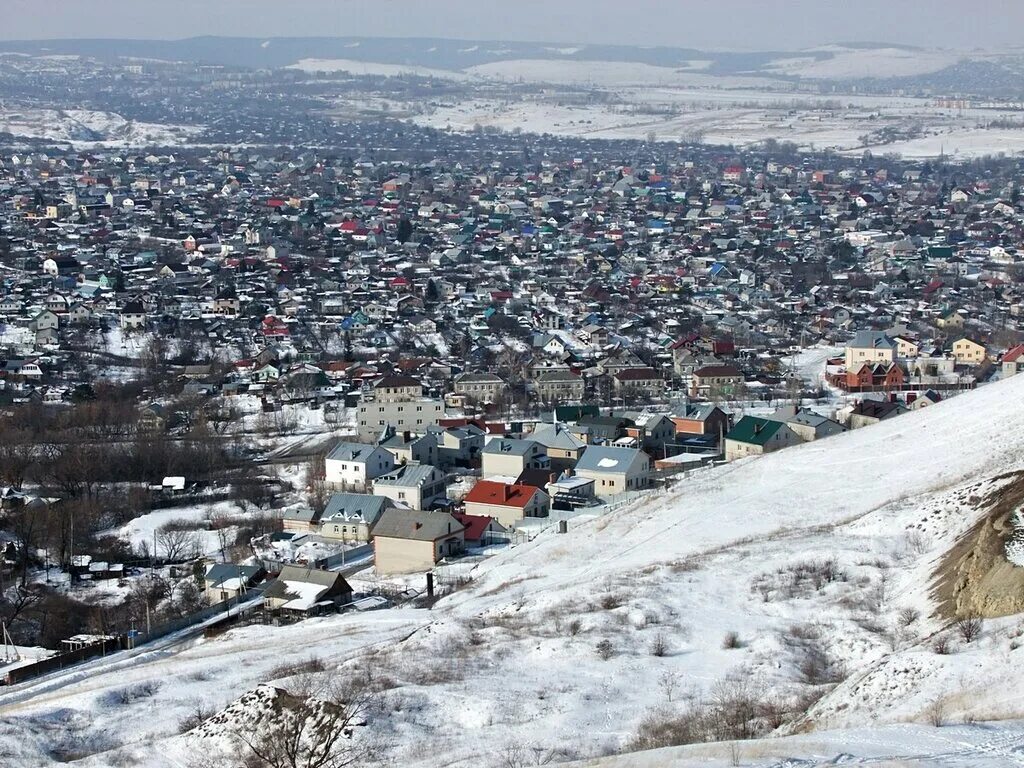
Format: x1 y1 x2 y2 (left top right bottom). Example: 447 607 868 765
4 374 1024 767
0 107 202 147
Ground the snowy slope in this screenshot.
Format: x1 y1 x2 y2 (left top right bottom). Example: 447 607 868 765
4 374 1024 766
0 107 202 147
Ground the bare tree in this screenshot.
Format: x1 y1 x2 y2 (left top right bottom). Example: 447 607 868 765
155 525 200 562
229 672 385 768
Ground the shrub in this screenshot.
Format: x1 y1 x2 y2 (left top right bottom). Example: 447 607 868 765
103 681 161 707
596 639 615 660
898 607 920 627
797 642 847 685
932 634 954 655
956 615 982 644
926 697 947 727
598 592 625 610
722 631 742 650
267 656 326 680
178 703 216 733
650 633 669 657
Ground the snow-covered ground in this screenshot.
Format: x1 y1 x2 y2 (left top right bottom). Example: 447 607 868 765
0 107 203 148
3 366 1024 766
767 46 962 80
407 90 1024 157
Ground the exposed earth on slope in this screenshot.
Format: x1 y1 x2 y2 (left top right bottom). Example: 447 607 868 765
933 470 1024 619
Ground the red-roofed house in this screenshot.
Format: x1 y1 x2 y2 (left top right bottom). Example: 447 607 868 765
1002 344 1024 378
451 512 507 546
462 480 550 528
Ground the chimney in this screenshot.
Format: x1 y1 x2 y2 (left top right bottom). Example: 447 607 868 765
403 430 411 443
504 484 512 501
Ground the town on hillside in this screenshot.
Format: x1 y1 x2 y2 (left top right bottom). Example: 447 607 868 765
0 123 1021 685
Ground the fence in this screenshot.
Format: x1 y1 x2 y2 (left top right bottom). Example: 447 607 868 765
4 636 123 686
3 587 266 686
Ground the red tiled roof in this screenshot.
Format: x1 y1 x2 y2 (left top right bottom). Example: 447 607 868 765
463 481 536 509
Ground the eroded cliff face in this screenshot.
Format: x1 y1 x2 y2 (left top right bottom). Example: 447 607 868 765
934 471 1024 619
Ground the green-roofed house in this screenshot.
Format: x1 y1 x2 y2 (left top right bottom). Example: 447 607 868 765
724 416 800 462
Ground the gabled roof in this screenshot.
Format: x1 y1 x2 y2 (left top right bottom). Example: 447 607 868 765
321 493 388 524
326 441 386 462
452 512 504 541
726 416 787 446
482 438 542 457
848 330 895 350
373 463 441 488
372 508 464 542
463 480 539 508
574 445 647 473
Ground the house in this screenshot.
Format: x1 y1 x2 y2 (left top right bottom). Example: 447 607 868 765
451 512 507 546
724 416 800 461
910 390 942 410
462 480 550 528
357 390 445 442
372 508 465 574
672 404 731 442
528 422 587 472
203 563 265 604
690 365 744 399
844 330 896 370
120 300 147 330
428 424 486 467
847 399 907 429
951 338 986 366
262 565 353 615
138 403 168 432
619 412 677 454
1002 344 1024 378
533 369 585 402
324 442 396 490
372 463 447 510
775 407 847 442
281 506 320 534
936 310 965 331
452 372 507 403
613 368 665 398
481 438 549 477
573 445 652 497
381 430 438 466
318 493 389 542
29 310 59 333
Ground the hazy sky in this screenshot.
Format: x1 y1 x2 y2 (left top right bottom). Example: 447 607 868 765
3 0 1021 50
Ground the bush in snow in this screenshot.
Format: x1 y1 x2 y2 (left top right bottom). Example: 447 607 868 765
649 633 669 657
595 639 615 660
932 634 955 655
956 614 983 643
102 681 162 708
